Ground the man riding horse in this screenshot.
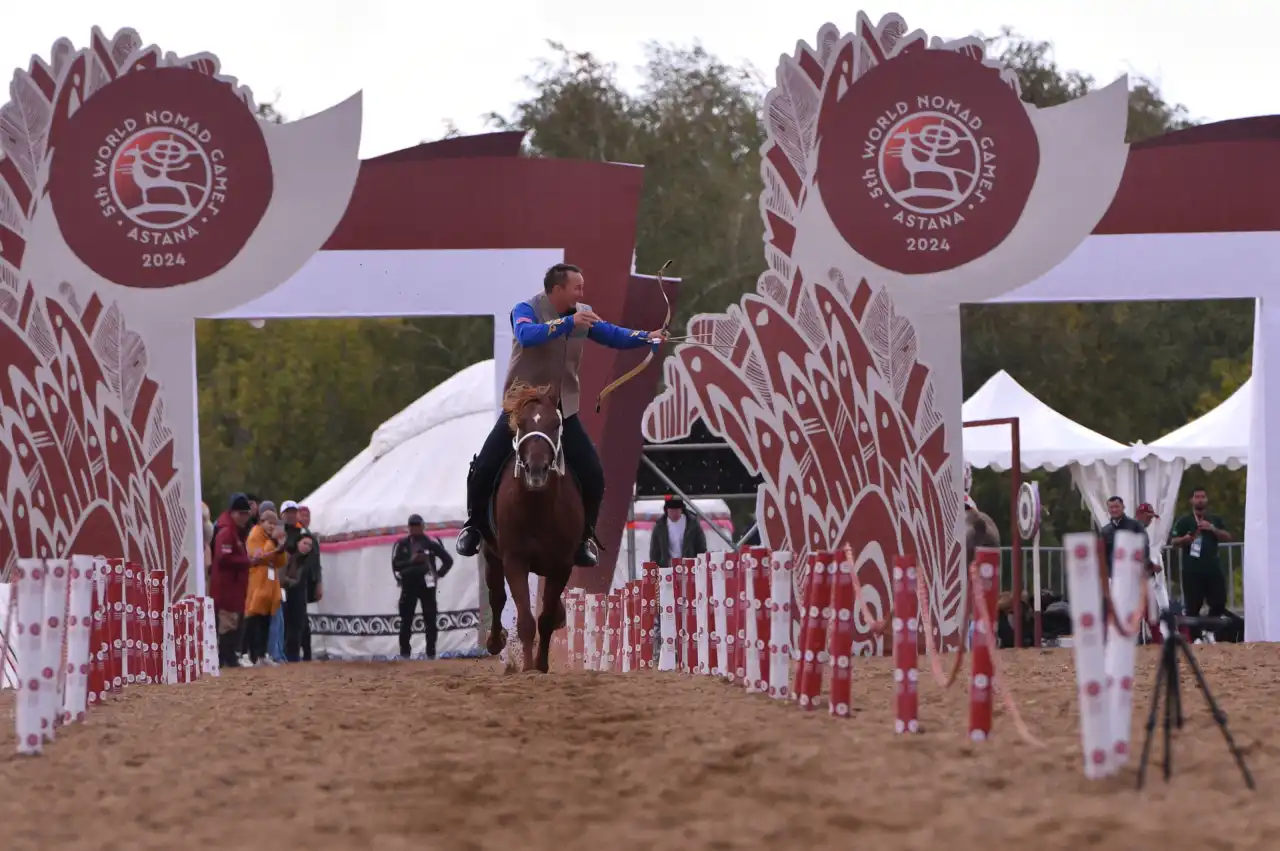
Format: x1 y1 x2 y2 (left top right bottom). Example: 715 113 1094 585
455 263 667 567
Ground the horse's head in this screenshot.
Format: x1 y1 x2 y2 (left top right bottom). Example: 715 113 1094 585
504 382 564 491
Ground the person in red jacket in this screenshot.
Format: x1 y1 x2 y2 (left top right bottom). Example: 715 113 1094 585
211 493 254 668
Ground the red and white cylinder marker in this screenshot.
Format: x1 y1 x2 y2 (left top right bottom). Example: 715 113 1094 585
40 559 68 740
640 565 658 670
746 546 772 693
827 552 856 717
892 555 920 734
768 551 793 700
967 548 1000 741
15 559 46 755
657 567 677 671
692 554 712 675
1065 532 1110 778
795 552 834 709
63 556 95 725
722 551 742 683
106 560 125 694
708 552 728 677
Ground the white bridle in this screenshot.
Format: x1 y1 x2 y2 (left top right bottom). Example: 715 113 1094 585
512 411 565 478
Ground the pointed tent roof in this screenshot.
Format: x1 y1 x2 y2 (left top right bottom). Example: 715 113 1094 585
962 371 1130 472
1138 379 1249 471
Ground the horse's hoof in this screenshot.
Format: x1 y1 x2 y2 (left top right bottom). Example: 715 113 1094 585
486 629 508 656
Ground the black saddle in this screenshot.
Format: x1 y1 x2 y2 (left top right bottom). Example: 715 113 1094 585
484 448 583 542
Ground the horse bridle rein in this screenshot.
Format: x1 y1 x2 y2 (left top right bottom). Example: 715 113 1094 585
512 409 565 478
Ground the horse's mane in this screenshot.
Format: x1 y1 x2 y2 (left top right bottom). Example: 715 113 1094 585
503 381 554 432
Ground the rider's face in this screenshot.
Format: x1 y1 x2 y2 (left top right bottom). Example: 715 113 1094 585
552 272 585 311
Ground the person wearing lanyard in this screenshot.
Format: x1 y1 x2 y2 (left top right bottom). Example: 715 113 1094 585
392 514 454 659
1170 487 1232 634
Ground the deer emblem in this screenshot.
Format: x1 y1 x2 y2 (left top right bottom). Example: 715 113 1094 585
116 137 207 222
885 122 976 209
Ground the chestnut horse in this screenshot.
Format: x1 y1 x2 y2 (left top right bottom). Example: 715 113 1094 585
483 382 583 672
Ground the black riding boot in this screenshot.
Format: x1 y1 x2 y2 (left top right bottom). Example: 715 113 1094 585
455 455 485 557
574 491 603 568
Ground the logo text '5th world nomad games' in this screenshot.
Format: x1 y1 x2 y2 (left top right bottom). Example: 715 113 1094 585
816 49 1039 275
49 67 273 288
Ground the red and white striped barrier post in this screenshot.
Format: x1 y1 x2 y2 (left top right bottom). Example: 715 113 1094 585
124 563 146 685
605 591 622 672
640 565 658 670
1066 532 1109 777
722 551 743 684
744 547 772 694
106 560 125 695
968 547 1000 741
794 552 835 710
1107 533 1145 768
15 559 46 754
657 567 678 671
892 555 920 734
708 552 727 677
40 559 68 740
674 559 690 672
692 554 713 675
62 556 94 725
87 558 108 704
768 551 793 700
827 553 856 717
565 590 584 670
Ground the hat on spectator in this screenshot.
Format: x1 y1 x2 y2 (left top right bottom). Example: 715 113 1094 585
228 493 251 512
281 500 299 512
258 500 276 515
408 513 425 526
663 495 684 511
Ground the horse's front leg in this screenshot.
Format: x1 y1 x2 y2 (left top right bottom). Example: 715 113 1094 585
535 567 571 674
484 551 508 656
505 563 537 672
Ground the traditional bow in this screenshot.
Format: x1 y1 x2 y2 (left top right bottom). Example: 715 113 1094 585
595 259 673 413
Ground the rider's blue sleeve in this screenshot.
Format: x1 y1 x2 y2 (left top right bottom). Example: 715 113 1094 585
588 320 652 350
510 301 573 347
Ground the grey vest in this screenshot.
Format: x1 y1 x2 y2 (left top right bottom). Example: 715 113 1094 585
505 292 590 417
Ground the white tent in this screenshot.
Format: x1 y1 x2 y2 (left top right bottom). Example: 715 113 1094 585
1140 379 1249 471
962 370 1137 527
1129 380 1251 571
962 371 1132 471
302 358 732 659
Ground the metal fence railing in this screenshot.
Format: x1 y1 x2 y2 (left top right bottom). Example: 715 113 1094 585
992 542 1244 611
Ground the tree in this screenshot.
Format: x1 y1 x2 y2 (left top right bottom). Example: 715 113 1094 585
489 41 766 328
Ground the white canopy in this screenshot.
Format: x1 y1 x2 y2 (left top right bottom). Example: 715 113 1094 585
962 370 1131 471
1138 379 1249 471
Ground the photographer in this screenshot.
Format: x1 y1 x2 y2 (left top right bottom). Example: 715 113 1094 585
392 514 453 660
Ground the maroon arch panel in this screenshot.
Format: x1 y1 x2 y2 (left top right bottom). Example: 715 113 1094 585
317 144 658 593
1097 117 1280 234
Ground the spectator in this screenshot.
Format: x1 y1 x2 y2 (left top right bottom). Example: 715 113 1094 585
392 514 453 660
1136 502 1169 643
266 499 301 664
283 505 322 662
246 494 261 527
1171 487 1232 622
648 497 708 567
1100 496 1146 575
244 509 287 666
210 493 253 668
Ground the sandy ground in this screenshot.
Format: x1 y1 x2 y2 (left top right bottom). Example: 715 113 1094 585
0 642 1276 851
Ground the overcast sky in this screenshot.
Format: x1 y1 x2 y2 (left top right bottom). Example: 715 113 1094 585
3 1 1275 158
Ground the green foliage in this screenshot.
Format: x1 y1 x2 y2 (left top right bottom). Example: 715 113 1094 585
197 32 1247 548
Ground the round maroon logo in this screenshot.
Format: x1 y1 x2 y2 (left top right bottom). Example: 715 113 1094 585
815 49 1039 274
48 66 273 288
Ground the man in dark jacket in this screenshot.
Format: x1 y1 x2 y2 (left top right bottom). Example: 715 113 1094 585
283 504 322 662
648 497 709 567
1100 496 1148 576
393 514 454 659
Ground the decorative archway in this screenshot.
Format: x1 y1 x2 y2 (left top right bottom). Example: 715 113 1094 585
644 10 1280 647
0 26 671 600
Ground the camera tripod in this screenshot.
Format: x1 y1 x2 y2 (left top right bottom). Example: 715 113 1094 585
1135 610 1255 790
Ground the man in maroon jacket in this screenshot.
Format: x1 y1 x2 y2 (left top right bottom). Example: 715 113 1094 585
210 493 254 668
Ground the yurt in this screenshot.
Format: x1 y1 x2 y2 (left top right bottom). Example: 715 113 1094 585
304 359 735 659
